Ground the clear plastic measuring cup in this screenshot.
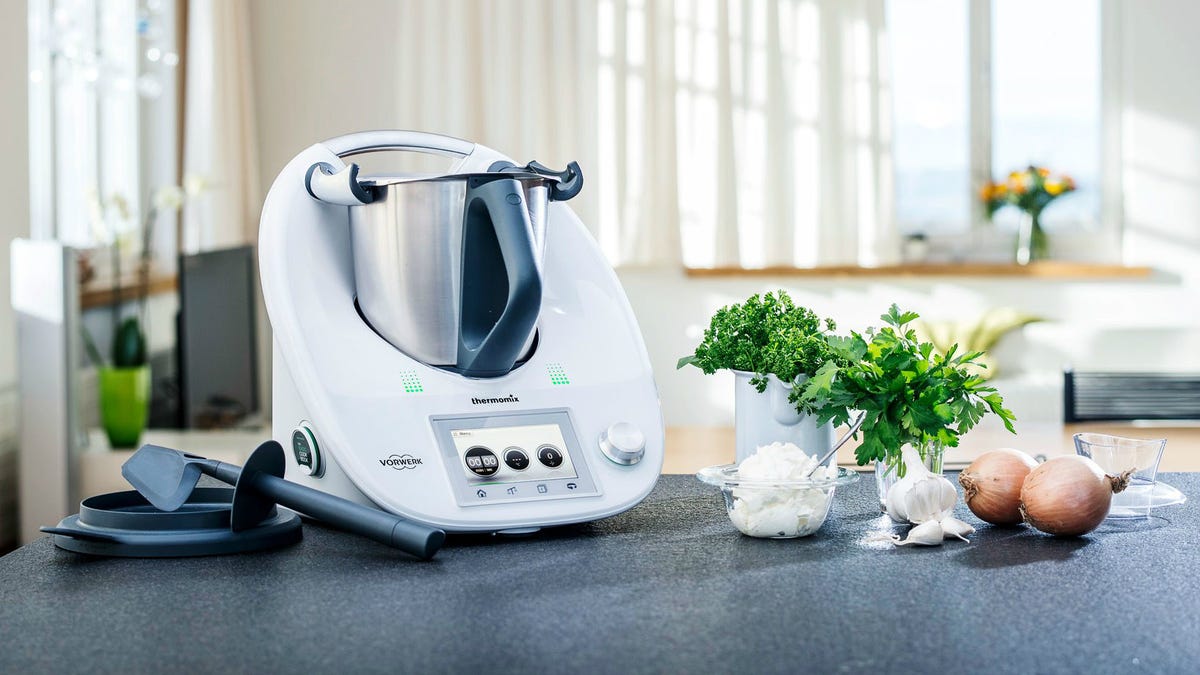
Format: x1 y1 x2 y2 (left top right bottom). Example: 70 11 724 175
1074 432 1167 518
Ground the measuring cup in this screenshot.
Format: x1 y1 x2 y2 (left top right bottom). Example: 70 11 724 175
1074 432 1167 518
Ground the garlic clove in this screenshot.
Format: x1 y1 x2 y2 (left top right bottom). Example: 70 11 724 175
892 519 945 546
941 516 975 542
885 479 911 523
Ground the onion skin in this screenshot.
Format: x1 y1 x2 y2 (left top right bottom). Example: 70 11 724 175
1019 456 1131 537
959 449 1038 526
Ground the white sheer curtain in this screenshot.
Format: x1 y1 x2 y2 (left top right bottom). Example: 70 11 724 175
396 0 894 268
181 0 261 252
395 1 603 236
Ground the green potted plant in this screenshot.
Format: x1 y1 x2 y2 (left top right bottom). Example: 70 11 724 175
85 183 197 448
93 317 151 449
678 291 845 463
796 305 1018 504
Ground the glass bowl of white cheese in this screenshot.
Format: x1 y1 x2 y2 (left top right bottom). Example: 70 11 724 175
698 443 860 538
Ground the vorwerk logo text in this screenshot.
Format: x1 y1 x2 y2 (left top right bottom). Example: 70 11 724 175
471 395 519 405
379 454 422 470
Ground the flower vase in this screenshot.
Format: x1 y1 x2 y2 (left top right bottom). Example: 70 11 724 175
874 441 945 510
732 370 835 464
99 365 151 449
1016 210 1049 265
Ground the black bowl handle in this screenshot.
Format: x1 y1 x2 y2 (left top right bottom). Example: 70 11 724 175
457 177 543 377
526 160 584 201
492 160 585 202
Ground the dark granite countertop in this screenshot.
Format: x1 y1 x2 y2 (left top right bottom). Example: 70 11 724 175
2 472 1198 674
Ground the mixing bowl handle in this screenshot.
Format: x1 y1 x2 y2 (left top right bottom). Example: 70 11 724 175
319 130 515 175
307 131 479 206
457 177 544 377
321 130 476 159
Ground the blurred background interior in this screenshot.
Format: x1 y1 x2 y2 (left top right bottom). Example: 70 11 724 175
2 0 1199 551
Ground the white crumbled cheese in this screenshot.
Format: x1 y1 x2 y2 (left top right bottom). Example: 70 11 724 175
728 442 839 538
736 442 839 482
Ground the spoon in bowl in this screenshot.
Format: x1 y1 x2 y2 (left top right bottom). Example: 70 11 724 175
803 411 866 478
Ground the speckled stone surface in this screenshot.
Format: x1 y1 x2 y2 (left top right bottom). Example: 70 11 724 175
2 473 1198 674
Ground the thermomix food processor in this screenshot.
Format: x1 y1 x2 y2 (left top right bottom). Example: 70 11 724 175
259 130 664 533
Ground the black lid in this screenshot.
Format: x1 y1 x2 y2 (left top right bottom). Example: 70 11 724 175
42 488 302 558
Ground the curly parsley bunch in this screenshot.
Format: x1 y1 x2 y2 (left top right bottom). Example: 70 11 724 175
677 291 844 392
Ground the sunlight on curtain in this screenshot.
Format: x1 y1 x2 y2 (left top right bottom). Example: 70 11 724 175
601 0 893 267
182 0 261 252
395 0 602 236
396 0 894 268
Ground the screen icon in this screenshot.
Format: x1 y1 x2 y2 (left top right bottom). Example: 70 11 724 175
464 446 499 476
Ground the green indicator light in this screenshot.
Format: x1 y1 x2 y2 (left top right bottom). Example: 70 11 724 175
400 371 424 393
547 363 570 385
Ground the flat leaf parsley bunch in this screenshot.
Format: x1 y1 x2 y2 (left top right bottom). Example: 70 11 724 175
797 305 1017 473
677 291 845 391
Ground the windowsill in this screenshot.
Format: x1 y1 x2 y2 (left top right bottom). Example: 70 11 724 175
683 261 1155 280
80 274 178 310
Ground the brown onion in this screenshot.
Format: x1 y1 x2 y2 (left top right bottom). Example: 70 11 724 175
959 449 1039 525
1019 456 1131 537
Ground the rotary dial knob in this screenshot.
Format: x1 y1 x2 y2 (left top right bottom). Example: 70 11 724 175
599 422 645 465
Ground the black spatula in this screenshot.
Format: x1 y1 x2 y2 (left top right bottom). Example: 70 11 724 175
122 442 445 560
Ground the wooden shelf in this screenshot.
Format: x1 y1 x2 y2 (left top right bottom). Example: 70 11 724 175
684 261 1155 279
80 274 177 310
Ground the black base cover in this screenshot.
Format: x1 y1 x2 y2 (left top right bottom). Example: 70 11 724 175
43 488 302 558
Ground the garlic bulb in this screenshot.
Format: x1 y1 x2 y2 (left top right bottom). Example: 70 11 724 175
884 445 956 525
881 445 976 547
903 475 958 523
883 445 926 522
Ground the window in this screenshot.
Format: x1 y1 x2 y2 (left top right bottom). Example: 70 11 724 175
890 0 1103 238
27 0 179 260
889 0 969 235
991 0 1100 231
592 0 891 269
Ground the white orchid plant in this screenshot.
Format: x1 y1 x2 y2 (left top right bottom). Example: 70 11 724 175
83 175 209 369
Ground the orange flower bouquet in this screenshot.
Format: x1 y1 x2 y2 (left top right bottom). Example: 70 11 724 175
980 166 1076 263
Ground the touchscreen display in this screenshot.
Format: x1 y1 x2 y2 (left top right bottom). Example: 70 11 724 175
450 423 579 484
431 409 599 506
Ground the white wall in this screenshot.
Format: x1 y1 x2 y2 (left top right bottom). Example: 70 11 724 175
248 0 404 200
244 0 1200 429
0 0 29 548
1 2 29 392
620 269 1199 428
1121 1 1200 279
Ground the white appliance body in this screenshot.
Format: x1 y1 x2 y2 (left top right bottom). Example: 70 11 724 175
260 131 664 532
